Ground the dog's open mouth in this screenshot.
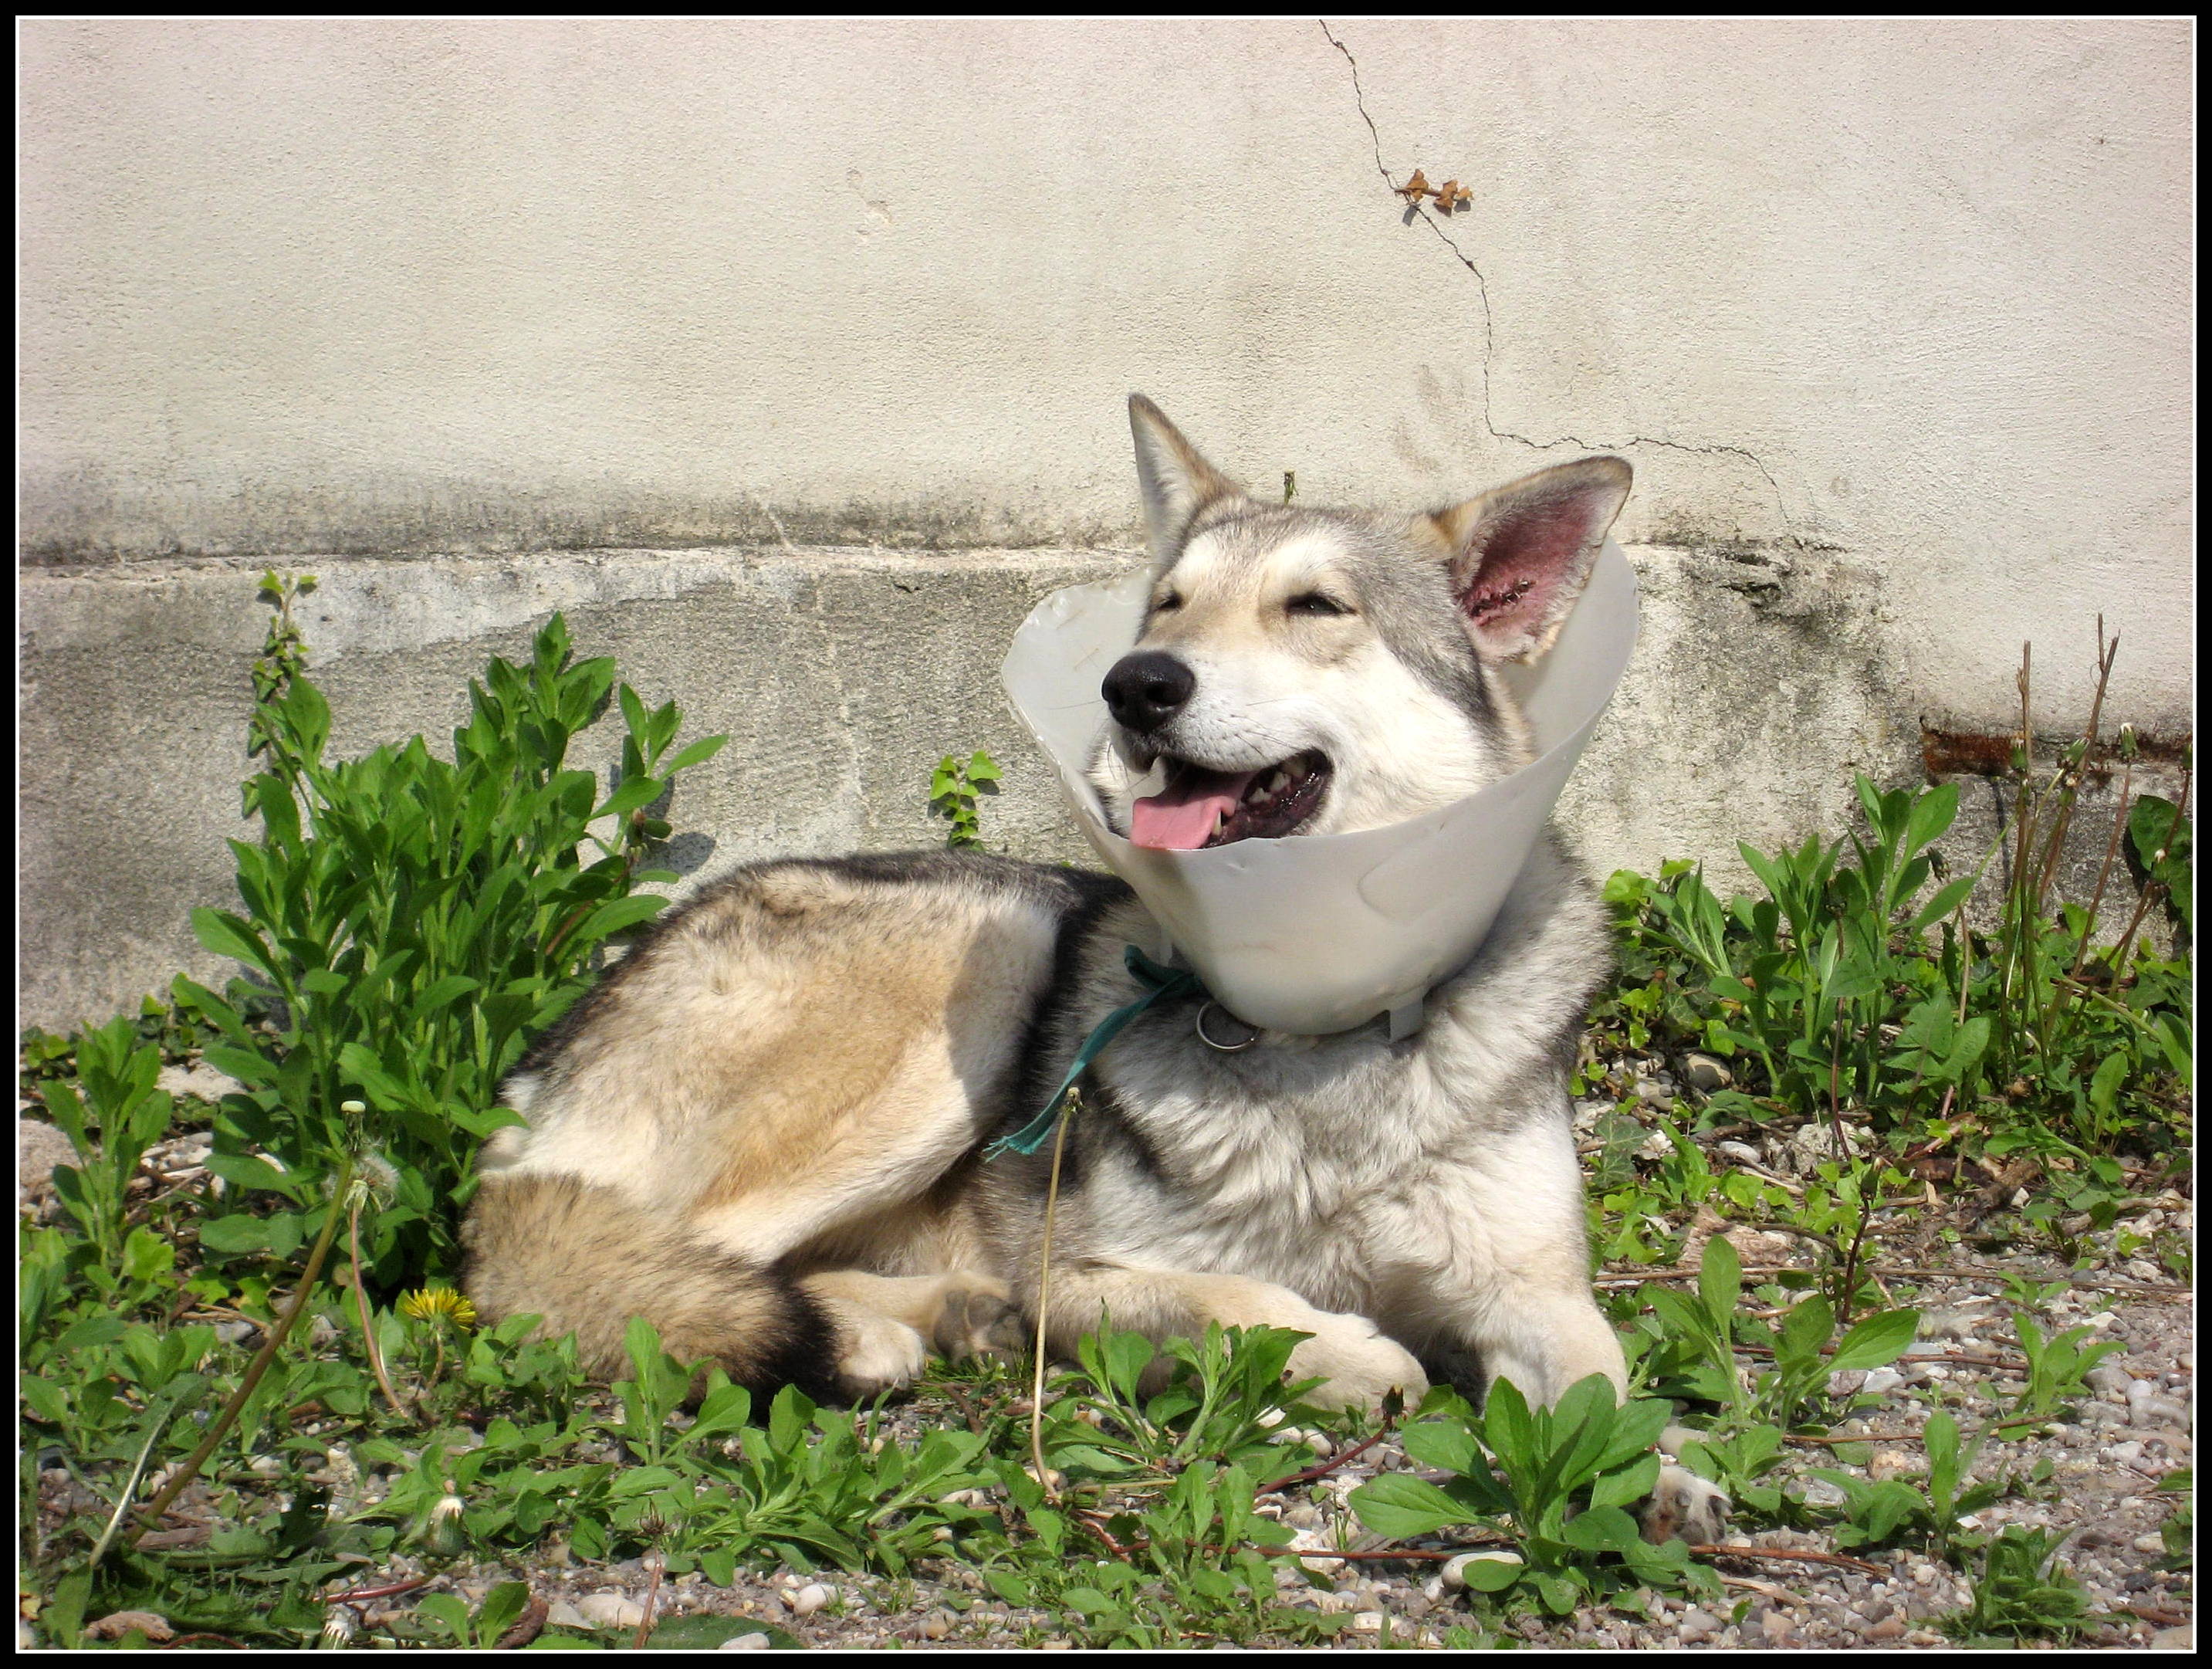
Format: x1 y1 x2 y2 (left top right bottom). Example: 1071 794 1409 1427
1128 750 1331 850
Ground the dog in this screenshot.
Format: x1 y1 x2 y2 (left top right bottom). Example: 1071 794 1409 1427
462 396 1725 1539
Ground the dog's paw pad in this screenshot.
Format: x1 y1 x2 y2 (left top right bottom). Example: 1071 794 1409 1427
1639 1463 1731 1547
932 1287 1024 1361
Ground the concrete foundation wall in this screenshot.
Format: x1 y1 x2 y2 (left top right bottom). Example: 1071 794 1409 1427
23 539 1924 1029
18 19 2193 1026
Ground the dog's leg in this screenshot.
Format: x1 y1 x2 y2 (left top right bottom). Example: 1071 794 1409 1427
1415 1122 1731 1544
1411 1119 1629 1406
1035 1264 1428 1410
796 1269 1027 1396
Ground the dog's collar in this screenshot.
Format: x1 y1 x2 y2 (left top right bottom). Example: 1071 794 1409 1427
987 943 1438 1163
987 946 1201 1159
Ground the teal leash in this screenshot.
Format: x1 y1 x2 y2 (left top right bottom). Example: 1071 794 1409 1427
986 946 1202 1159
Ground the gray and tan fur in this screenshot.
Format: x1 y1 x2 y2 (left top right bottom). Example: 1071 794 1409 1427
462 397 1723 1536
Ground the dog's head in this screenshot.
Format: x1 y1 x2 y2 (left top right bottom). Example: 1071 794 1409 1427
1089 395 1632 849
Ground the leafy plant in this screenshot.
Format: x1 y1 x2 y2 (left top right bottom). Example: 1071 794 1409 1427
988 1457 1334 1647
1059 1324 1325 1478
35 1019 178 1292
1940 1525 2092 1643
1349 1375 1713 1615
176 602 725 1291
2007 1313 2126 1424
413 1581 536 1650
1812 1410 2005 1559
1644 777 1981 1126
1639 1235 1917 1432
929 749 1002 848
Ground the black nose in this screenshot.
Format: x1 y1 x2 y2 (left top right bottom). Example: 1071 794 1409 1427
1102 652 1196 734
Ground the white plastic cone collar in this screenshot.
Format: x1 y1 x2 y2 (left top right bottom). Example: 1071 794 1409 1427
1002 540 1639 1036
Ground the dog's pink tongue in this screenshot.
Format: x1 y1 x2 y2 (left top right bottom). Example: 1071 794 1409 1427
1130 767 1256 851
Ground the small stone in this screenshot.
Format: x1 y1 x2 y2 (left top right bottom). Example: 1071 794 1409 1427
1919 1308 1983 1342
1859 1367 1906 1397
2153 1626 2193 1650
1759 1607 1796 1647
1441 1551 1522 1590
1869 1451 1917 1481
2133 1535 2166 1555
1350 1613 1386 1633
2133 1398 2190 1430
920 1610 955 1640
719 1634 773 1651
544 1600 590 1630
1677 1606 1721 1643
786 1583 832 1616
1683 1054 1730 1092
576 1593 645 1630
1865 1617 1906 1640
2088 1365 2139 1400
248 1454 284 1476
215 1320 259 1346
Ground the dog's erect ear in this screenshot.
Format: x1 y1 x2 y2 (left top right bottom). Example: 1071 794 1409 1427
1128 394 1246 565
1419 455 1631 662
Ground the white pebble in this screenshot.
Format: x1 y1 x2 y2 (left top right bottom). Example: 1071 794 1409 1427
1440 1550 1521 1590
785 1583 832 1616
576 1593 644 1629
719 1633 772 1651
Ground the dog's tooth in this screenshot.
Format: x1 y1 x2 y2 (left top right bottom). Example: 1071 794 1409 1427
1244 780 1269 805
1265 768 1290 794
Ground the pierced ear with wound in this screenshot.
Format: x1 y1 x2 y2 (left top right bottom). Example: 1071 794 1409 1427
1128 394 1250 569
1419 455 1632 663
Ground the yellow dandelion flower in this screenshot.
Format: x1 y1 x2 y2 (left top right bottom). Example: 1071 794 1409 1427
398 1288 477 1329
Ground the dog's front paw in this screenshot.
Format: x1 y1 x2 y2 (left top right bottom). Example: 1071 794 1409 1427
836 1312 928 1400
1287 1315 1429 1410
1639 1463 1731 1546
931 1282 1026 1362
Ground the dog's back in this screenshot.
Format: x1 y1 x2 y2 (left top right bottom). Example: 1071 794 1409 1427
463 852 1112 1391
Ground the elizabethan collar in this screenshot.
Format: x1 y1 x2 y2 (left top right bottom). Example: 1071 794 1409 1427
1002 540 1640 1038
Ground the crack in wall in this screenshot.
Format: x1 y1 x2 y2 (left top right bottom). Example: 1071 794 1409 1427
1317 18 1808 554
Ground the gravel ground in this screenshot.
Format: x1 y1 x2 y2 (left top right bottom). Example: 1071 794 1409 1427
22 1095 2196 1650
351 1256 2187 1650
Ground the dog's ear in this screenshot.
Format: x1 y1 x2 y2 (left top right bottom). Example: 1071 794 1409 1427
1419 456 1631 662
1128 394 1246 566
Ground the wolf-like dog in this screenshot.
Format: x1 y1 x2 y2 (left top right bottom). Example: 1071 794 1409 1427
465 398 1669 1444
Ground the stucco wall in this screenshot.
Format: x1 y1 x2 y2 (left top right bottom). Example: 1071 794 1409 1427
22 16 2190 723
17 19 2193 1027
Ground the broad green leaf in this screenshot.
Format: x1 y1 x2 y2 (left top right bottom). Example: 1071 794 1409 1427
1697 1234 1743 1334
1347 1473 1480 1539
191 907 277 973
1459 1554 1527 1593
1561 1504 1642 1553
1828 1308 1921 1374
664 735 729 774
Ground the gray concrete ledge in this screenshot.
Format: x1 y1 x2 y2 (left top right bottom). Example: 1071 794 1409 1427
17 539 2164 1031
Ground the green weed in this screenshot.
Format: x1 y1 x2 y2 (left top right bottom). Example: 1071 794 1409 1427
929 749 1002 848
